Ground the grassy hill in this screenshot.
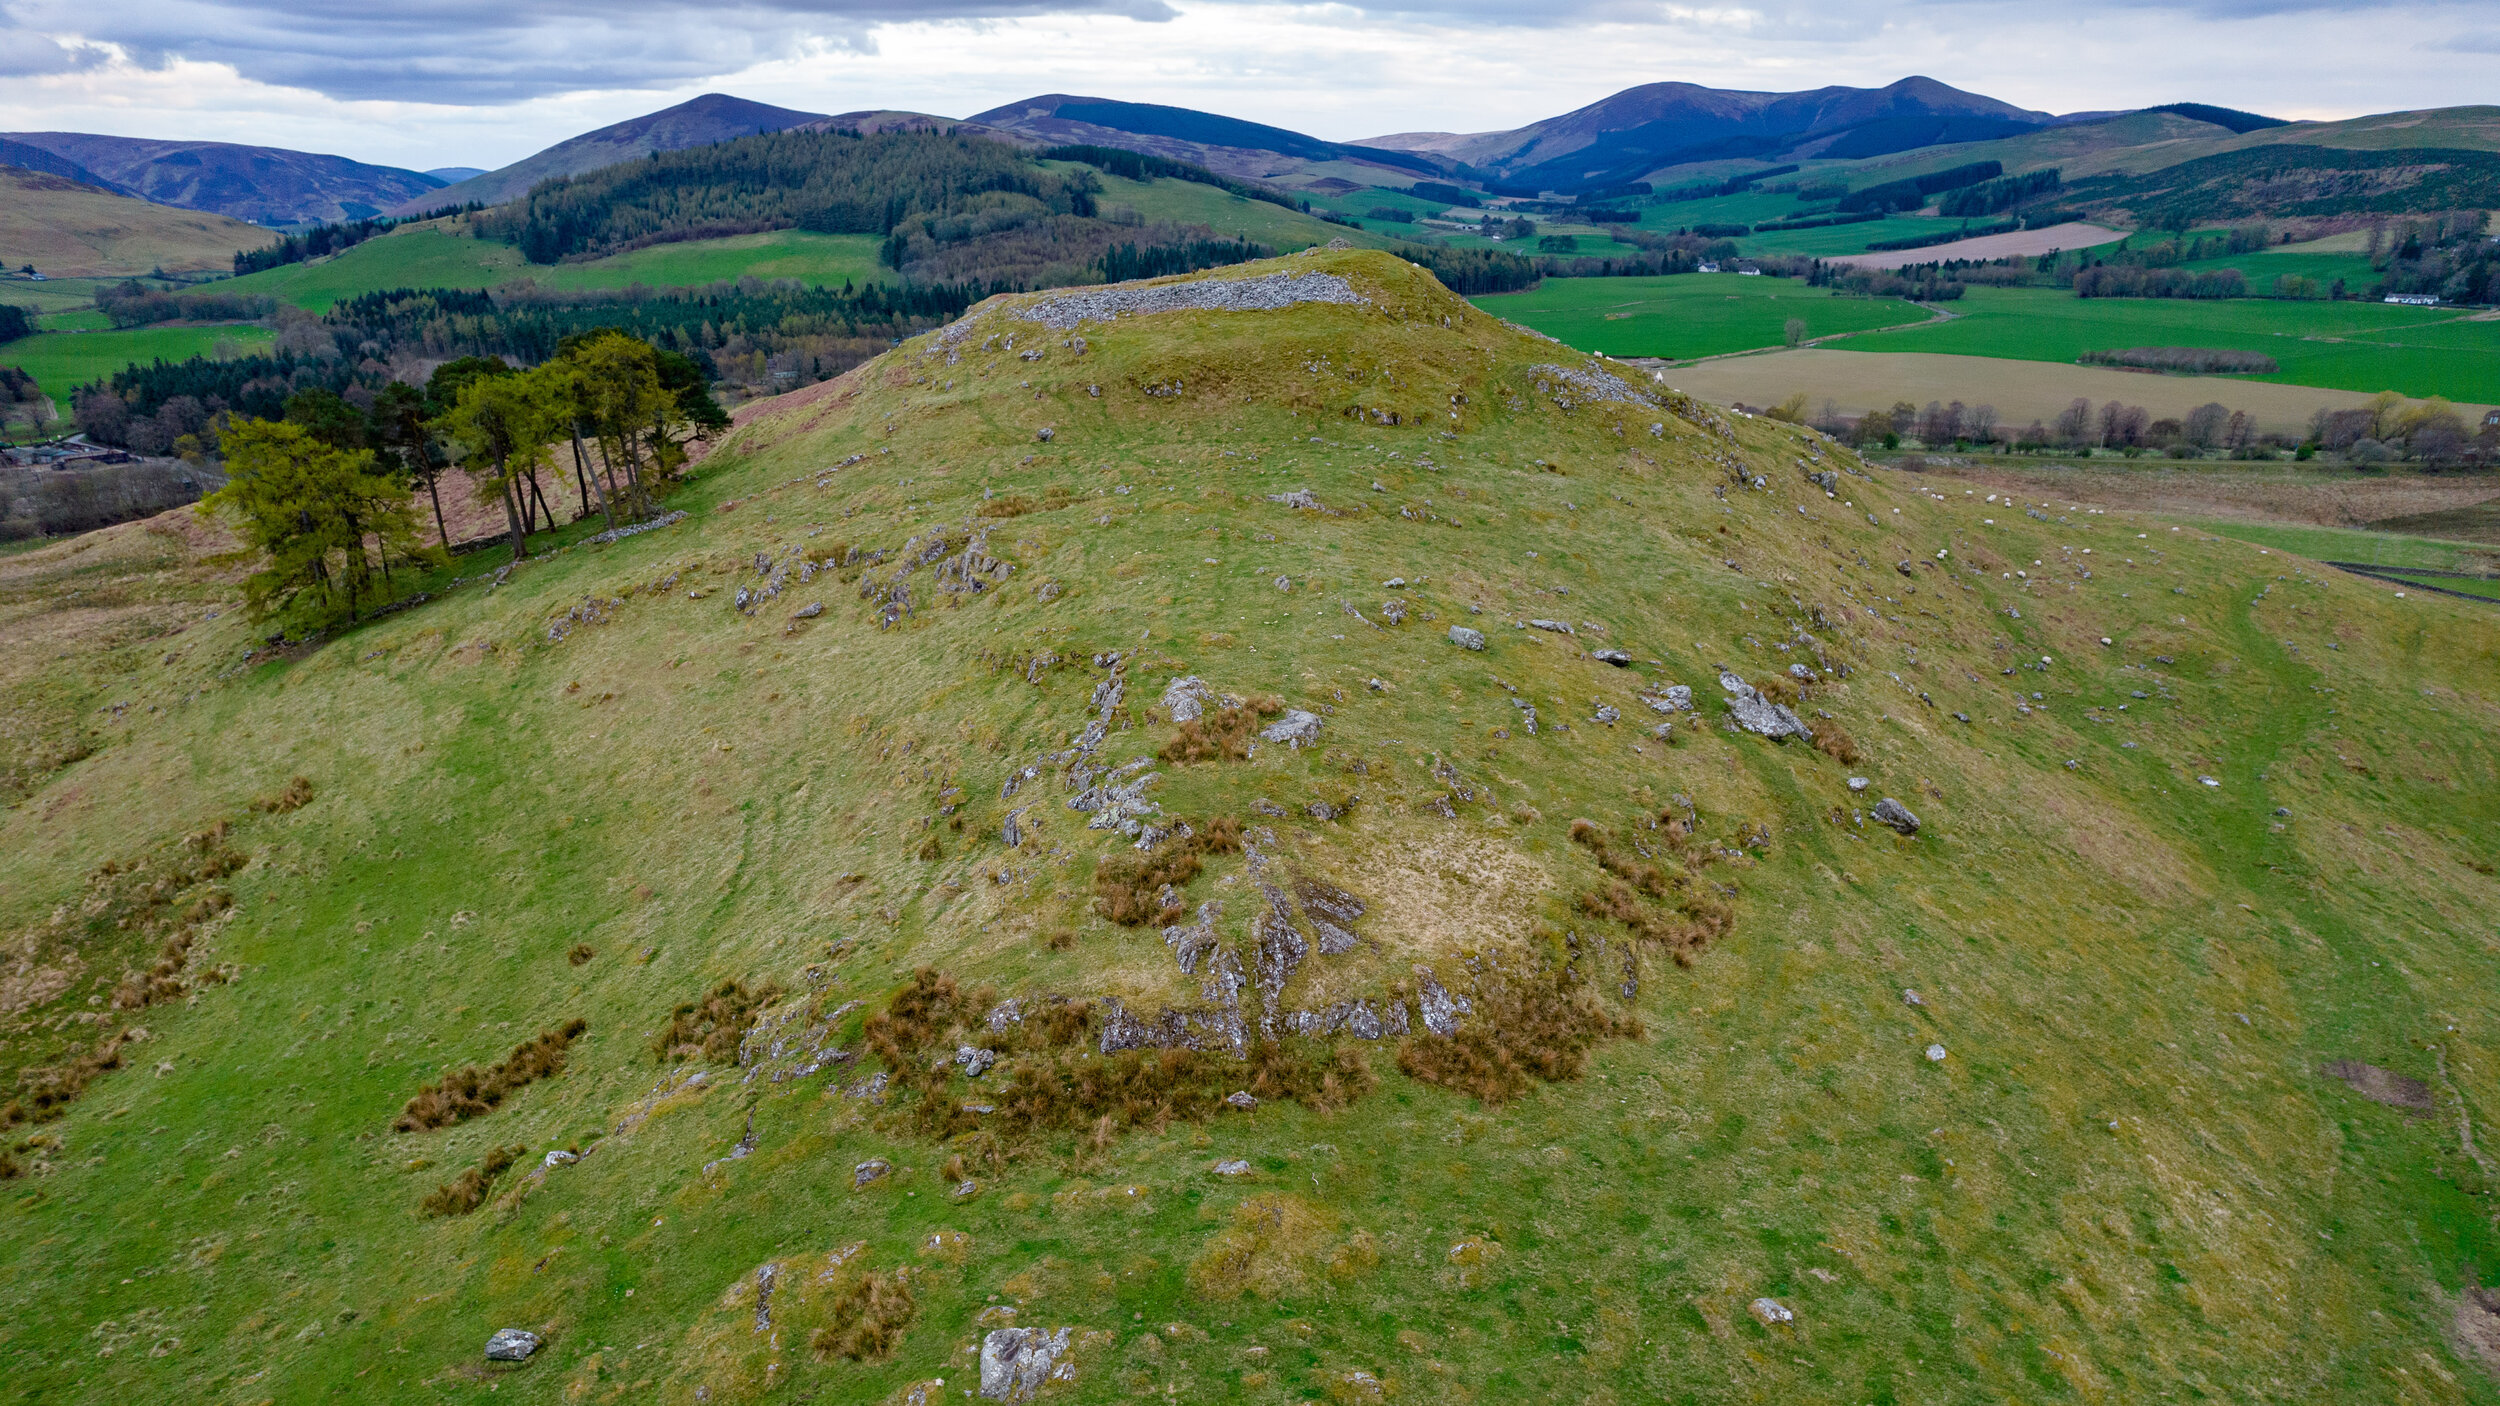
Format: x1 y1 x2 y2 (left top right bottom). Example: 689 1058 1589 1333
0 168 278 277
2 249 2498 1404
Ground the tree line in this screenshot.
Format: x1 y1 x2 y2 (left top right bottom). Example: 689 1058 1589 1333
196 330 725 629
1786 389 2492 467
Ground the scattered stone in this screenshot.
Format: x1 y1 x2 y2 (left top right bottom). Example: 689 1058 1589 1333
1384 577 1406 587
1593 704 1619 725
952 1179 982 1199
980 1325 1073 1402
1225 1091 1257 1110
1847 777 1869 793
484 1328 541 1362
1925 1044 1948 1062
1448 625 1487 651
542 1149 579 1169
1036 427 1054 442
1645 684 1693 714
1018 270 1368 331
955 1045 997 1078
792 602 823 619
1788 663 1815 681
1528 618 1575 635
1261 710 1323 748
2197 775 2220 788
1872 798 1920 835
1266 489 1321 510
1749 1298 1795 1327
1294 878 1365 953
1380 598 1407 625
2274 807 2291 817
1718 672 1811 741
1213 1159 1253 1176
1902 989 1922 1006
1592 648 1631 665
853 1157 891 1188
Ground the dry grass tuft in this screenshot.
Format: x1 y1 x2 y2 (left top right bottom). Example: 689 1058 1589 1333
1567 819 1732 965
395 1019 588 1132
253 775 314 814
1812 720 1862 765
652 980 783 1064
1186 1194 1337 1300
1092 819 1243 924
813 1270 916 1360
1396 978 1642 1104
418 1143 526 1217
566 943 595 966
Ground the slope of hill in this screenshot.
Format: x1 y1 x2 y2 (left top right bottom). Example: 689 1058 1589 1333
1357 76 2056 191
402 94 830 214
971 94 1440 181
1 248 2496 1403
0 132 444 226
0 167 278 276
0 138 137 195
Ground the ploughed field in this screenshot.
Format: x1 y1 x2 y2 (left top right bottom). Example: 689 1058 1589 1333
2 250 2498 1404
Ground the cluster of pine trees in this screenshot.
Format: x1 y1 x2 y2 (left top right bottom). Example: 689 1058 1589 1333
195 331 725 629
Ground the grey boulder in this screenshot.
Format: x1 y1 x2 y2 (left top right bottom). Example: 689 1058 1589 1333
484 1328 541 1362
1718 672 1811 741
980 1326 1071 1401
1872 798 1920 835
1448 626 1486 651
1260 710 1323 748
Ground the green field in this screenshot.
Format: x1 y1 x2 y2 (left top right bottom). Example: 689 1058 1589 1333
223 225 893 312
2375 570 2500 600
1077 170 1406 253
0 324 276 402
2182 517 2494 571
1831 285 2500 402
1471 274 1928 360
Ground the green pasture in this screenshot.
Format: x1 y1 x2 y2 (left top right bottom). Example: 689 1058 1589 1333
223 225 893 312
1470 274 1928 360
2180 518 2493 571
0 324 276 401
1831 285 2500 403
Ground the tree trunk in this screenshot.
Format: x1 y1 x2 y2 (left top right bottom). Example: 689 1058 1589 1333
425 471 450 551
496 456 528 562
526 465 554 534
573 429 615 529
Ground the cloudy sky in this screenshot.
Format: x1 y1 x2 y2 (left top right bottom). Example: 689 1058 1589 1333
1 0 2492 171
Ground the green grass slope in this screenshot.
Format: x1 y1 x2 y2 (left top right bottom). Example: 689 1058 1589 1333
0 323 275 404
2 250 2499 1405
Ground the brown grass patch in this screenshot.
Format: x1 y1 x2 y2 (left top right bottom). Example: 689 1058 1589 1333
419 1143 526 1217
813 1270 916 1360
652 980 784 1064
252 775 313 814
1395 977 1642 1104
567 943 595 966
395 1019 587 1132
863 969 1374 1148
1812 721 1862 765
1568 819 1732 965
1091 819 1240 925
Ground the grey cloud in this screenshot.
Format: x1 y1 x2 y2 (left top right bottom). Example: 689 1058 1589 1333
2439 29 2500 52
8 0 1176 103
0 20 106 75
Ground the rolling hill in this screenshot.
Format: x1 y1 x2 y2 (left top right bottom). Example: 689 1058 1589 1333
1353 76 2064 192
970 94 1440 182
0 132 445 225
401 94 832 214
0 167 278 276
1 248 2497 1403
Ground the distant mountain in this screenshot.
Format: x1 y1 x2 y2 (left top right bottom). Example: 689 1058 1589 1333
0 137 138 197
0 167 277 277
968 95 1439 182
400 94 829 214
1355 76 2058 192
424 166 487 183
0 133 443 225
